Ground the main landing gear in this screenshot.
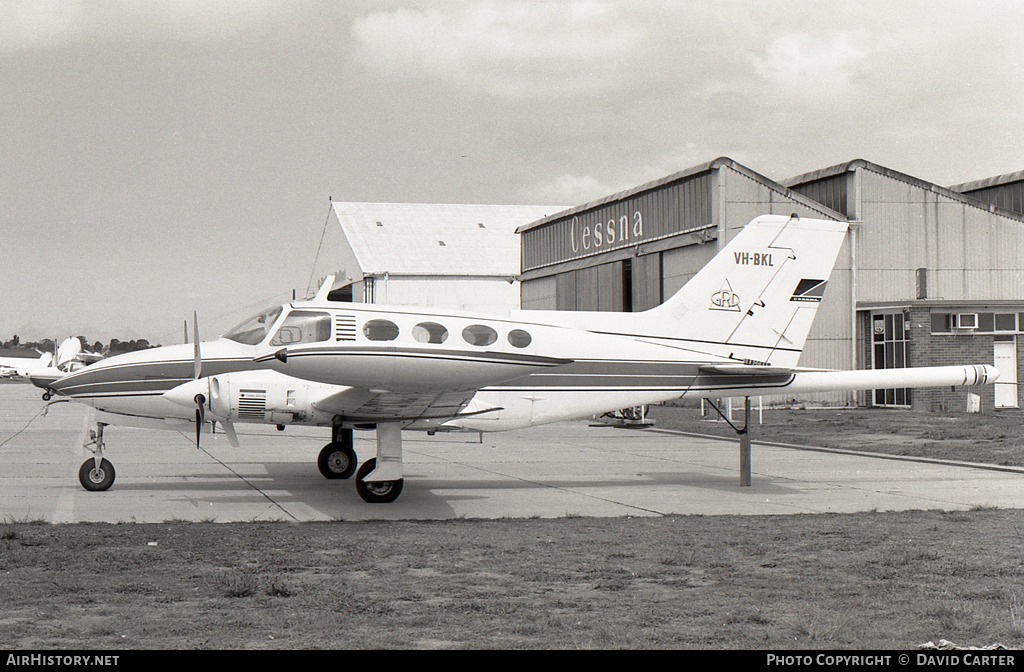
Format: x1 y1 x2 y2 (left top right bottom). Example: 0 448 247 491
317 424 358 480
317 421 405 504
79 422 115 491
74 419 407 504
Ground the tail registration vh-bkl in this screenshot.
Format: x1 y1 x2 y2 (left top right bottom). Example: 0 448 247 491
34 215 997 503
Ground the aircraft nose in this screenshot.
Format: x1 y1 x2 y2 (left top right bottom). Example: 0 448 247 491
29 369 63 391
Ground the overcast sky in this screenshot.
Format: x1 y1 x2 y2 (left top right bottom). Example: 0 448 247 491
2 0 1022 345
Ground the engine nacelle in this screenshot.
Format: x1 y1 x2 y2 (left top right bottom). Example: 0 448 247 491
204 370 335 426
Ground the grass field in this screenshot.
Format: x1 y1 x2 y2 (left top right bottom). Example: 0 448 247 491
2 510 1024 650
650 404 1024 467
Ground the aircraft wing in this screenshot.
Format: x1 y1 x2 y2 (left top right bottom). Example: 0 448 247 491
311 386 477 422
697 363 798 376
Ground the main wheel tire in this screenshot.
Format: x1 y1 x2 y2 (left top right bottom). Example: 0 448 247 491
79 458 115 492
354 458 404 504
317 442 357 480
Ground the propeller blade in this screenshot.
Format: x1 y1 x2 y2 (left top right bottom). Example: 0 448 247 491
194 393 206 449
222 420 239 448
193 311 201 380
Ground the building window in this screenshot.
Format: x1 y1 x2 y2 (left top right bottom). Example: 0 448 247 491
363 319 399 341
872 313 910 407
931 311 1021 334
412 322 448 344
462 325 497 347
930 313 951 333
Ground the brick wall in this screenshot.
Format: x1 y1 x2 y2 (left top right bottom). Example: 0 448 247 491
907 307 998 412
860 307 1021 412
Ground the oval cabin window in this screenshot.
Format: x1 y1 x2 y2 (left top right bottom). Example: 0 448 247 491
462 324 497 347
362 319 399 341
412 322 448 344
507 329 532 348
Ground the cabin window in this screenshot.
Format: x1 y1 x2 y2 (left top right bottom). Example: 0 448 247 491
462 324 497 347
223 306 283 345
507 329 532 348
363 319 399 341
270 311 332 346
412 322 448 344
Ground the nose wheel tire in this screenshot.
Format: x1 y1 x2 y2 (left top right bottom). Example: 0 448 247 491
317 442 357 480
355 458 403 504
79 458 115 491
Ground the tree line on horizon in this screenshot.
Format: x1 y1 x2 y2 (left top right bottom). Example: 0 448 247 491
1 335 158 355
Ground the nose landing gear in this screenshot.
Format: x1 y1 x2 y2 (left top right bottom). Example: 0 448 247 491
79 422 115 491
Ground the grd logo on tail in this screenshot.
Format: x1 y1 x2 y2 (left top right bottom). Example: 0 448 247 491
710 280 741 311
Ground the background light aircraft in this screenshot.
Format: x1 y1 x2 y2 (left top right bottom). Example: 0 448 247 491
35 214 997 503
30 337 104 396
0 351 53 379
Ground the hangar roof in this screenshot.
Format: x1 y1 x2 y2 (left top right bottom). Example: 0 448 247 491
783 159 1024 222
515 156 845 234
330 202 567 277
948 170 1024 193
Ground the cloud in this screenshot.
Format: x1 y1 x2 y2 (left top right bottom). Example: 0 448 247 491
518 172 619 205
350 0 641 99
0 0 285 52
750 31 869 99
0 0 87 51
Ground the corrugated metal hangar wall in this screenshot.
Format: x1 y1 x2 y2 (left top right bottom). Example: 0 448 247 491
518 157 1024 409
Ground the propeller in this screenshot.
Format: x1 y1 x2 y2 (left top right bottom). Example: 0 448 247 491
193 312 204 449
188 312 239 449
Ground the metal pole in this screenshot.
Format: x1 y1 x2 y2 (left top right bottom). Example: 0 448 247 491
740 396 751 486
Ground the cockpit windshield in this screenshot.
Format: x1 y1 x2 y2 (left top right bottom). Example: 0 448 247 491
222 306 283 345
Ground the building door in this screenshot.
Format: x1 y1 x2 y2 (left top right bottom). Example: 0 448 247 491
871 312 911 407
993 337 1018 408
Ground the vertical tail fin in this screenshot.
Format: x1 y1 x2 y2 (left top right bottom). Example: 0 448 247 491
640 215 849 367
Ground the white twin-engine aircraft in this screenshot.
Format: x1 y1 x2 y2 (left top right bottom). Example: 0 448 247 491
35 214 997 503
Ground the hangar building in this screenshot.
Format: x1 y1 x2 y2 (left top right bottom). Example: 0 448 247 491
311 201 564 315
784 160 1024 411
517 158 1024 411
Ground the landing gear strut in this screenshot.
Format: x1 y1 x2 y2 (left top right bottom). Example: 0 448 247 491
79 422 115 491
355 422 404 503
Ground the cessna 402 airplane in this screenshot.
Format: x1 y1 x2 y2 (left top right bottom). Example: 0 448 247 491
33 214 997 503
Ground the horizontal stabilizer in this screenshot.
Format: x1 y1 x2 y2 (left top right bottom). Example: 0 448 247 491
689 364 999 399
785 364 998 394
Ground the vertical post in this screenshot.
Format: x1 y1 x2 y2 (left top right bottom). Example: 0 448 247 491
739 396 751 487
